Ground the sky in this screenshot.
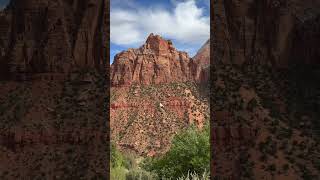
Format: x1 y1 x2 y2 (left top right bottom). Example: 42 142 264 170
110 0 210 63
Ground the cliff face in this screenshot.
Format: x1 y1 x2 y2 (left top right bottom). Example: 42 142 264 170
111 34 195 86
193 39 210 82
212 0 320 67
0 0 107 78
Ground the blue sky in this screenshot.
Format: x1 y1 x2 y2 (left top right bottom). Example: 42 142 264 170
110 0 210 63
0 0 9 9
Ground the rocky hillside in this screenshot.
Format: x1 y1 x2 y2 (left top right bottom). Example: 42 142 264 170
111 83 209 156
211 0 320 179
0 0 108 179
111 34 210 156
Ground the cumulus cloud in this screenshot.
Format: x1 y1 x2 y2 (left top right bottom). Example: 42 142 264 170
111 0 210 47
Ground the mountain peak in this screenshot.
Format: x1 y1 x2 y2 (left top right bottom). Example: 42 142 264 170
111 33 210 86
111 34 194 86
145 33 175 56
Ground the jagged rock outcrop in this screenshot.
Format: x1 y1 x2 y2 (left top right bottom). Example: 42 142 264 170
111 33 195 86
212 0 320 67
0 0 107 78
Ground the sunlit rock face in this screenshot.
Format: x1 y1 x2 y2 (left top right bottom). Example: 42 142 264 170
111 33 212 86
111 33 196 86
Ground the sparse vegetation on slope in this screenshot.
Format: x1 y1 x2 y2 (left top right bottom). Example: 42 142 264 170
111 124 210 180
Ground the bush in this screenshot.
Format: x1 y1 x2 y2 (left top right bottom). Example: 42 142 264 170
110 144 127 180
126 169 156 180
111 166 127 180
111 143 126 168
144 124 210 179
111 144 155 180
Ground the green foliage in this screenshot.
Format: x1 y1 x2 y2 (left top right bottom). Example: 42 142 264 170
144 124 210 179
111 166 127 180
111 143 126 168
126 169 156 180
111 144 156 180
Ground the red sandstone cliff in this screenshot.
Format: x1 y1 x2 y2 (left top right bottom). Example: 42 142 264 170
193 39 210 82
111 33 195 86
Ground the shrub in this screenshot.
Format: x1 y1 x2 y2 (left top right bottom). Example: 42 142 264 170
111 166 127 180
111 143 125 168
126 169 156 180
144 124 210 179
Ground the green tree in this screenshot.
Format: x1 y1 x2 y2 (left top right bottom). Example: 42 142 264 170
144 124 210 179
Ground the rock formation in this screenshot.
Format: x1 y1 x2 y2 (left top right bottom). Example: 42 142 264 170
111 33 195 86
193 39 210 82
110 34 210 155
111 33 210 86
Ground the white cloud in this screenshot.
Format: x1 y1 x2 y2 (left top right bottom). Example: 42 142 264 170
110 0 210 47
